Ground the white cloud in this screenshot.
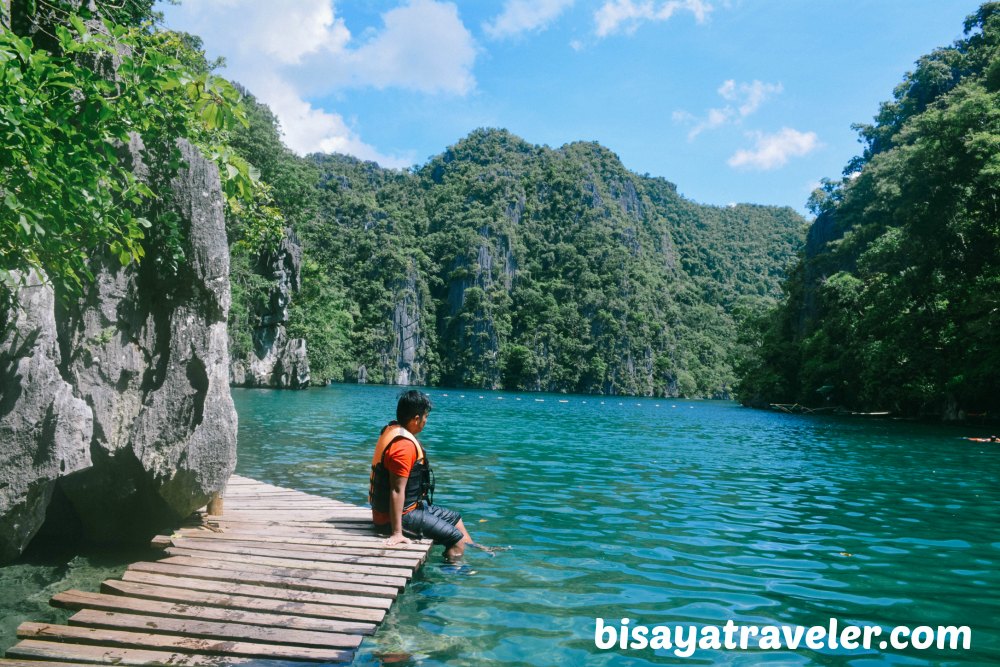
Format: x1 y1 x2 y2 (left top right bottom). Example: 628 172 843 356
594 0 712 38
676 78 782 140
162 0 477 165
718 79 783 116
484 0 575 40
169 0 349 66
688 107 732 139
343 0 477 94
252 76 414 166
728 128 820 170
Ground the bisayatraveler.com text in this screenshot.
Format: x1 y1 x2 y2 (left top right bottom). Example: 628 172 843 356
595 618 972 658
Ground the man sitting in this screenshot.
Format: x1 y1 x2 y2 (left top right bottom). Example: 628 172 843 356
369 390 473 561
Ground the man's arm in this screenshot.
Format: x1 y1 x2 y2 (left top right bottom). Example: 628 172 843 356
385 472 412 546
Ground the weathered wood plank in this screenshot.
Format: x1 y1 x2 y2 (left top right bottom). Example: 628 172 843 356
185 518 381 536
211 501 364 509
165 546 415 578
67 610 363 649
129 560 401 598
0 660 96 667
206 510 372 526
7 639 318 666
118 571 393 610
167 535 425 563
15 475 428 667
100 580 386 623
168 537 419 567
51 590 376 635
172 526 430 552
158 555 408 588
16 622 353 662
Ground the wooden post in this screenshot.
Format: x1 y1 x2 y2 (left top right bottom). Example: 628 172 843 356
207 491 224 516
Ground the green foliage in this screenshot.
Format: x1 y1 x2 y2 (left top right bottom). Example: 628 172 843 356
287 259 355 383
290 128 804 395
0 2 269 298
738 2 1000 417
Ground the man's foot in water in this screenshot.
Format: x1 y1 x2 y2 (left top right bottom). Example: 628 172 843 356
468 542 512 557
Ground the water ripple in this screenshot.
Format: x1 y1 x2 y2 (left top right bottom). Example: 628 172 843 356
231 385 1000 666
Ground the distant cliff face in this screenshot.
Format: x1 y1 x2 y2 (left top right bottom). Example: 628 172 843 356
297 130 806 396
0 139 237 562
230 230 310 389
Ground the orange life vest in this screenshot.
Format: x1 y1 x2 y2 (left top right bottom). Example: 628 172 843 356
368 423 434 514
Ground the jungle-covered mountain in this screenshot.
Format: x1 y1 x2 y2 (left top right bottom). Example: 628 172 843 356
736 3 1000 418
233 115 806 396
0 0 804 399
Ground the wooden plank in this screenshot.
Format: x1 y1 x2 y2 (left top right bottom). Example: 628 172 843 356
220 493 358 502
0 661 96 667
16 623 353 663
129 560 400 598
68 610 363 649
168 535 425 563
158 555 407 588
172 526 430 552
149 535 172 550
118 571 393 610
186 518 381 536
169 537 420 567
51 590 376 635
6 639 311 666
213 503 364 510
209 509 371 518
206 510 372 526
186 514 380 530
165 547 415 578
100 580 386 623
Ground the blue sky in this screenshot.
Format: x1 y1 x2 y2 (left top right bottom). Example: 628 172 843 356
159 1 984 214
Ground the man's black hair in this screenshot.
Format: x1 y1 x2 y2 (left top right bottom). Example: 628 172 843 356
397 390 432 425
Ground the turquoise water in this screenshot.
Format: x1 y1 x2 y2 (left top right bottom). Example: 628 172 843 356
231 385 1000 666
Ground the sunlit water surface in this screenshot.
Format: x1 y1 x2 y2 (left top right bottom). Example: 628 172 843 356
2 384 998 666
232 385 1000 666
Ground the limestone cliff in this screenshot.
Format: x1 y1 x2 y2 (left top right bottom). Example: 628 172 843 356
230 231 310 389
0 140 238 561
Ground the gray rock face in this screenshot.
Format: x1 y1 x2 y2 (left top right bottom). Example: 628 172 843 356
0 139 238 559
798 210 849 337
388 268 425 386
0 271 93 562
231 230 310 389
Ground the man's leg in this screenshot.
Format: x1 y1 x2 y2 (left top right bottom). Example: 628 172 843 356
446 518 474 561
404 504 470 561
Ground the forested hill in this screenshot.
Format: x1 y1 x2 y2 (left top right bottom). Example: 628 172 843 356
736 3 1000 419
280 128 805 396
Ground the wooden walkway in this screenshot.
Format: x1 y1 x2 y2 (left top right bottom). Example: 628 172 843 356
2 475 432 666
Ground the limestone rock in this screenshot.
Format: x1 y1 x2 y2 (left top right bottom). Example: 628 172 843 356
231 230 310 389
56 139 237 543
388 269 425 386
0 139 238 559
0 272 93 562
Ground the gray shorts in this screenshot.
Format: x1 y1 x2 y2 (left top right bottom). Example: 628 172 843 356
397 501 464 547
